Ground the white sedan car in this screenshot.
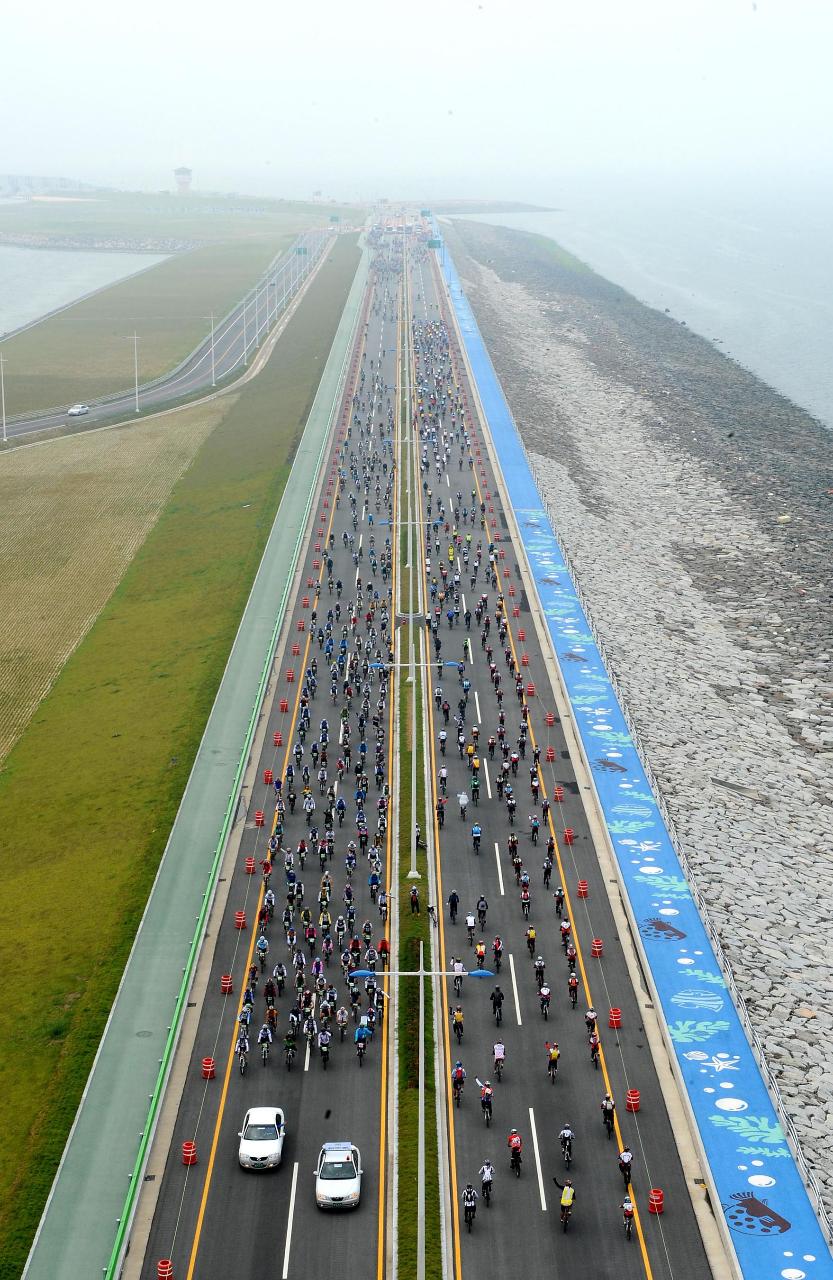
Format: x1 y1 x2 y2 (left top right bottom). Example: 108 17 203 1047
66 404 90 417
238 1106 285 1170
314 1141 363 1209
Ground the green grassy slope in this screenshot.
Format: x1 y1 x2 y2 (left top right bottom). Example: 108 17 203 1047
0 234 360 1279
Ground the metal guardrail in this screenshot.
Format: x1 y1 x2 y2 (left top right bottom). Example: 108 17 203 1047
101 249 367 1280
523 453 833 1244
4 230 328 427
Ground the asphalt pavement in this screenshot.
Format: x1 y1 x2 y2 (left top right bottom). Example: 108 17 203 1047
406 243 714 1280
135 222 717 1280
4 229 330 441
139 232 402 1280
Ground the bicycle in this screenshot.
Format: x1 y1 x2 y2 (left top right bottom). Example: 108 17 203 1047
603 1109 615 1140
464 1202 476 1233
623 1208 634 1241
493 1055 504 1081
561 1203 572 1233
561 1136 572 1169
453 1018 464 1045
238 1050 248 1077
510 1148 522 1177
453 1078 464 1108
482 1179 492 1207
548 1056 559 1085
261 1040 269 1067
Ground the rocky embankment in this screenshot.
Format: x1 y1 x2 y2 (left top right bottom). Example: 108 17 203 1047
447 219 833 1217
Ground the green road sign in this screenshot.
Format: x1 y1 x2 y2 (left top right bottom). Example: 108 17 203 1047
420 208 431 216
428 238 441 248
329 215 340 223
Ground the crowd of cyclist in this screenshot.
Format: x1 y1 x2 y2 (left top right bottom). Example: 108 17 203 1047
234 257 403 1077
410 285 639 1240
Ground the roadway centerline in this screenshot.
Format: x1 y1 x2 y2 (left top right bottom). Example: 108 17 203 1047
493 841 504 896
508 952 522 1026
281 1162 299 1279
528 1107 547 1211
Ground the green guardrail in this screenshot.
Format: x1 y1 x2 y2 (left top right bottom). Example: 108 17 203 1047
102 262 364 1280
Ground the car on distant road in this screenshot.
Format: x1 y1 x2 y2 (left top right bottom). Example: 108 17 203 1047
237 1106 286 1170
314 1141 363 1209
66 404 90 417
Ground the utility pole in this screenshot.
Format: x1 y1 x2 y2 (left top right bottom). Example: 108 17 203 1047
209 311 216 385
0 352 6 444
133 333 139 413
242 296 248 366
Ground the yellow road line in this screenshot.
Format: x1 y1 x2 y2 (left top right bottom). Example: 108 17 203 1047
376 274 401 1280
435 256 654 1277
405 252 464 1280
185 288 370 1280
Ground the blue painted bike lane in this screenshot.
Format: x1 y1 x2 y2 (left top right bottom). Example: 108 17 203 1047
436 237 833 1280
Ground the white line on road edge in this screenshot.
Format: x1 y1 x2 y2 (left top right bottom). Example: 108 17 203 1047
282 1161 299 1277
474 690 481 724
482 757 492 800
508 952 522 1026
494 841 505 896
528 1108 547 1211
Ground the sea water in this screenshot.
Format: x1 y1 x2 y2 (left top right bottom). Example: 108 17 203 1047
463 179 833 430
0 244 168 338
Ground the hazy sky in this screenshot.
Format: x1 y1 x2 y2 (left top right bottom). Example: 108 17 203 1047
4 0 832 201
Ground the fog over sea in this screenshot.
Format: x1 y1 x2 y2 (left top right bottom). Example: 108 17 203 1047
0 245 168 337
465 177 833 431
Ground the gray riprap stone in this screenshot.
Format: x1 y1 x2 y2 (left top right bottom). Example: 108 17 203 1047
447 218 833 1222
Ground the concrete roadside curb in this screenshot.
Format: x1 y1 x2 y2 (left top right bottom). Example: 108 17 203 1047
434 252 736 1280
121 269 349 1274
23 239 369 1280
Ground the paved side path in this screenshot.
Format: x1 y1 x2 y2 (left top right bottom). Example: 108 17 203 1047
435 234 833 1279
23 242 369 1280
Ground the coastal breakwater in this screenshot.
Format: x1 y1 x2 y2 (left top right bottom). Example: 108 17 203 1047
446 218 833 1222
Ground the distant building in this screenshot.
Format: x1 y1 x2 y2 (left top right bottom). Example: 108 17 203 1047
174 166 192 194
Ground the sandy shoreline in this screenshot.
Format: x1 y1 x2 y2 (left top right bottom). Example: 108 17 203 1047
447 218 833 1217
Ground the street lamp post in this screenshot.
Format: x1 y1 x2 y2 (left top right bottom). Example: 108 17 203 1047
351 964 493 1280
133 332 139 413
0 352 7 444
242 297 248 367
209 311 216 386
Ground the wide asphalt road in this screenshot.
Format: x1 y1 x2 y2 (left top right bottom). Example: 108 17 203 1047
4 228 331 441
138 229 402 1280
406 241 714 1280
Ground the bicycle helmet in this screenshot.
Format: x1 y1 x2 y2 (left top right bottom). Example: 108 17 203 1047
510 1128 518 1136
455 1060 463 1069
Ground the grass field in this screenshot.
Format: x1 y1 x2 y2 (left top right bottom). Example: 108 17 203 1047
0 401 228 765
1 237 290 416
0 233 361 1280
0 190 360 246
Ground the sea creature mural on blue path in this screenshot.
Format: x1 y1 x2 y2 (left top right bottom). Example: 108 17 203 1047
724 1192 792 1236
668 1019 731 1043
